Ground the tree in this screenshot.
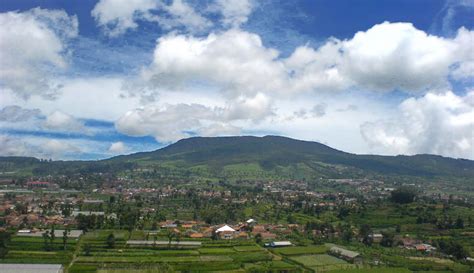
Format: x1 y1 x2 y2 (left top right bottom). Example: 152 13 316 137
342 228 353 243
43 230 51 251
106 233 115 249
62 229 70 250
175 232 181 249
166 230 175 249
83 243 92 256
437 240 468 260
0 230 11 258
255 233 262 244
455 217 464 229
50 226 56 249
380 232 394 247
359 224 373 246
391 187 417 204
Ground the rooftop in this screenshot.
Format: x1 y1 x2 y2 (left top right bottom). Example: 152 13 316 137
0 264 63 273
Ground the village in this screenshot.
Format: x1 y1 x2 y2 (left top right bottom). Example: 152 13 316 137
1 175 472 273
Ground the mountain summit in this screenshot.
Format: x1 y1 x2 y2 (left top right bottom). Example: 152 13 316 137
1 135 473 179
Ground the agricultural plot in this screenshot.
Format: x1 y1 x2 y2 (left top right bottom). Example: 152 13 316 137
289 254 356 271
66 230 300 272
327 268 412 273
1 235 77 265
271 245 328 255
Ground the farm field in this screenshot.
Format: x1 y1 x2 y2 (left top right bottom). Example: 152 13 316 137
327 268 412 273
288 254 357 272
0 235 77 265
65 230 302 272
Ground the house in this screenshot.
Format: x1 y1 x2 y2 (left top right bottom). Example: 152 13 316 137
26 181 54 189
259 232 277 240
330 246 362 264
369 233 383 243
234 232 249 239
252 225 266 234
189 232 204 238
181 224 194 229
246 219 257 226
215 225 236 240
415 243 436 252
215 225 236 233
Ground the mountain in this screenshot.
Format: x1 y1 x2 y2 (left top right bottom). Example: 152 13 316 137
1 135 473 180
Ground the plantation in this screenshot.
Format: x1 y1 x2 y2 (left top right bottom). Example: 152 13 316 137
63 231 301 272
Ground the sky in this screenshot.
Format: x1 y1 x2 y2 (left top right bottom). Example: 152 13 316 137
0 0 473 160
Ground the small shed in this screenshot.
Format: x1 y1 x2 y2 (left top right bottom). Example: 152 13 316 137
267 241 292 247
330 246 362 264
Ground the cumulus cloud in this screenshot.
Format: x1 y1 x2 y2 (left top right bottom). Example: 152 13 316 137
43 139 80 156
311 103 328 117
115 93 273 142
91 0 157 37
142 29 286 97
91 0 257 36
116 103 215 142
140 23 473 100
340 22 456 92
0 8 78 99
361 91 474 159
43 111 85 132
213 0 254 28
450 27 474 80
0 135 31 157
224 93 273 121
0 105 41 122
198 123 241 137
108 141 127 154
0 135 81 159
92 0 211 36
159 0 212 32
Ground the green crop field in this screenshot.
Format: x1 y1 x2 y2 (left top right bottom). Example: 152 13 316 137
271 245 328 255
327 268 412 273
290 254 347 267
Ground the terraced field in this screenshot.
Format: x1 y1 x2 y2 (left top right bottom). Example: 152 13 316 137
66 230 301 272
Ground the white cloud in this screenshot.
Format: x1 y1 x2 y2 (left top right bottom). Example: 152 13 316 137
198 123 241 137
116 103 216 142
43 111 85 132
159 0 212 32
91 0 157 37
115 92 273 142
0 135 31 157
108 141 127 154
340 22 456 92
0 135 82 159
43 139 80 156
0 105 41 122
450 27 474 80
141 23 473 100
0 8 78 99
361 90 474 159
213 0 253 28
141 29 287 97
311 103 328 117
224 93 273 121
92 0 211 36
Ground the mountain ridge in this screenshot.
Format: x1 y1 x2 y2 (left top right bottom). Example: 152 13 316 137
1 135 473 179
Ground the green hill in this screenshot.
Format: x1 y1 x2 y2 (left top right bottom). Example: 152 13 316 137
1 135 473 180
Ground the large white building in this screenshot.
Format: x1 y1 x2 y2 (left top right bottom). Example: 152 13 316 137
0 264 63 273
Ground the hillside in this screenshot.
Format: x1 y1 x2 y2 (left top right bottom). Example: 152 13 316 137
1 135 473 180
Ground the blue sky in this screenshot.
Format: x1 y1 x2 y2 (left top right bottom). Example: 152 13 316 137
0 0 473 160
